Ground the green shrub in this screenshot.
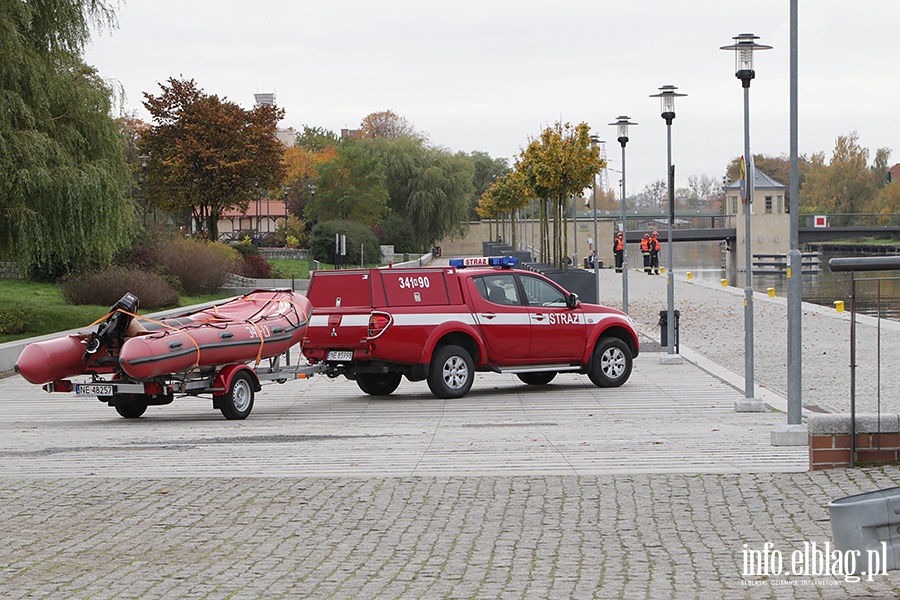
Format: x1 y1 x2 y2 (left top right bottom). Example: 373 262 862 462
0 304 40 335
60 267 179 309
155 238 241 294
310 220 381 265
234 236 259 256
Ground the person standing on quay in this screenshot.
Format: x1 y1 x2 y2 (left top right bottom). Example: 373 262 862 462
649 231 661 275
613 231 625 273
641 233 652 274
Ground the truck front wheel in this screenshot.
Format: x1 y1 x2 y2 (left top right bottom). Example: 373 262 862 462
356 372 402 396
427 345 474 399
588 337 632 387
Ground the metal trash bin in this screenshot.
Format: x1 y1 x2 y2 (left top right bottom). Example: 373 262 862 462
658 309 680 349
829 486 900 574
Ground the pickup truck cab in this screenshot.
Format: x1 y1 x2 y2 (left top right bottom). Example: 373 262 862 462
302 257 639 399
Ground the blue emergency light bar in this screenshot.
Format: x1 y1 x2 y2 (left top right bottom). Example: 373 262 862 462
449 256 519 268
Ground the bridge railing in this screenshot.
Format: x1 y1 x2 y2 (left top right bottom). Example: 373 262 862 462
804 213 900 227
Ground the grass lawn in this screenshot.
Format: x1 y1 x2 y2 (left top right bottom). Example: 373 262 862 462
267 259 383 277
268 258 311 279
0 280 230 344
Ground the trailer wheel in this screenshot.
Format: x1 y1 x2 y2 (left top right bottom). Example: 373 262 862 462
356 372 402 396
516 372 557 385
112 394 148 419
427 344 474 399
220 371 255 420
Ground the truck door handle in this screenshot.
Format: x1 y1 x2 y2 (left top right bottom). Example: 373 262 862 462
532 314 546 321
480 313 497 320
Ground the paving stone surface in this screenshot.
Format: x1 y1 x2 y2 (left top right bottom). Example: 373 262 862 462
1 347 898 598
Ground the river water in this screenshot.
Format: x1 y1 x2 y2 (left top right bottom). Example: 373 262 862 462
662 241 900 319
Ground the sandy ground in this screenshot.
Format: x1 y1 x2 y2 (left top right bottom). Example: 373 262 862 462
598 266 900 416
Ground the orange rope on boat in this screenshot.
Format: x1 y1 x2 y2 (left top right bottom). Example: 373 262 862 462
117 309 203 369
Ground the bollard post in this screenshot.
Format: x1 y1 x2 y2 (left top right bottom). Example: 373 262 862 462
721 279 728 287
767 287 775 298
687 271 693 280
834 300 844 312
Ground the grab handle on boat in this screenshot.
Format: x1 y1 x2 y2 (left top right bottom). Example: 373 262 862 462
220 332 234 340
168 341 183 350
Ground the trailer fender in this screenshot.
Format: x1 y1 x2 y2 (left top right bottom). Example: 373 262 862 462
213 364 261 397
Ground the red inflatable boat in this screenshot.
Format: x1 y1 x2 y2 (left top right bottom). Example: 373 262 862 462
16 289 312 384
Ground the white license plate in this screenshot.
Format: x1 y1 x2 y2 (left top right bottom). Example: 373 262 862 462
76 384 114 397
327 350 353 362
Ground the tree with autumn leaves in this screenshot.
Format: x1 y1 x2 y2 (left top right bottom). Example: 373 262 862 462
140 78 286 241
479 121 605 269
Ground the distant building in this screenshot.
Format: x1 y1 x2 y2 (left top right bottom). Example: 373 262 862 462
254 92 276 107
341 128 362 141
889 163 900 183
725 169 788 273
252 93 295 148
275 127 297 148
218 198 289 240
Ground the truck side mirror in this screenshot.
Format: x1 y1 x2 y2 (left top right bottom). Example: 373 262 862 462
567 293 579 309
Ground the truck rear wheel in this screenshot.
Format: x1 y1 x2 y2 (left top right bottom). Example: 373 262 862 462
427 345 474 399
220 371 255 420
356 372 402 396
516 372 557 385
588 337 632 387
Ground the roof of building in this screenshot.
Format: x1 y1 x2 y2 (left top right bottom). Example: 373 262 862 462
725 169 786 190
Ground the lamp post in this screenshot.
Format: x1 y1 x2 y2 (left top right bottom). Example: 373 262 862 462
610 116 637 314
649 85 685 359
138 154 149 227
721 33 771 407
589 135 604 303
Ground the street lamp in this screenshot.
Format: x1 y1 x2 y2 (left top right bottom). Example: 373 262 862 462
138 154 150 227
589 135 604 303
610 116 637 314
649 85 685 360
721 33 771 408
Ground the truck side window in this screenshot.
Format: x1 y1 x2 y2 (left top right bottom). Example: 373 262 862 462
521 275 567 307
475 275 520 306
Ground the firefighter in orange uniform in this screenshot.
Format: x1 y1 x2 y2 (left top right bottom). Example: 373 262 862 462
640 233 652 274
649 231 661 275
613 231 625 273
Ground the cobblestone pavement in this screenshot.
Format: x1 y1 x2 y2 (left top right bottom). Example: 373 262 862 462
2 327 900 597
2 471 900 599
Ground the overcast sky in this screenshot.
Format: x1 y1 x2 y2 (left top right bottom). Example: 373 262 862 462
84 0 900 197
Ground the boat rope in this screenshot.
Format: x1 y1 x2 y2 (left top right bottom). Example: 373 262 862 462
119 310 203 370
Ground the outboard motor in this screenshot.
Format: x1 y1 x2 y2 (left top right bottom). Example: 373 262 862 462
83 292 140 361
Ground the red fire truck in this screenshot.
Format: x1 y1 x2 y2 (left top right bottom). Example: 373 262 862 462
302 257 639 399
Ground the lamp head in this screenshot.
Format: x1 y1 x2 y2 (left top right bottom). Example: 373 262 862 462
720 33 772 87
609 115 637 147
649 85 686 125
